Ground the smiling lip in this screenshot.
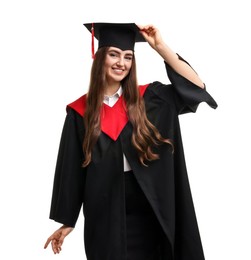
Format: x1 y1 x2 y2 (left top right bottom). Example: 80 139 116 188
112 68 124 74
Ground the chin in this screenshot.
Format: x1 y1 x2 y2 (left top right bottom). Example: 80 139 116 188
110 75 126 82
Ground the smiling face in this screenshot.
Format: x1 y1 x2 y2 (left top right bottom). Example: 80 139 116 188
104 47 134 88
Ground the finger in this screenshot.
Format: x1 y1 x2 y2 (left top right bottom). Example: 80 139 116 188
139 28 155 39
58 234 65 248
44 237 52 249
52 239 61 254
52 234 65 254
140 24 154 32
51 239 56 254
145 26 157 36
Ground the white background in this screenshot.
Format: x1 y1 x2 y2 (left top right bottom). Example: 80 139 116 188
0 0 250 259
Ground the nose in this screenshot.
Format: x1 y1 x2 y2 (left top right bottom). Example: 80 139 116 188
116 57 125 66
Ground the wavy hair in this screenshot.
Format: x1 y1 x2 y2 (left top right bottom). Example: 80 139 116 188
82 47 173 167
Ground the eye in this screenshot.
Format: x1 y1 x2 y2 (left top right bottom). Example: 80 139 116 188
125 56 133 61
109 52 118 58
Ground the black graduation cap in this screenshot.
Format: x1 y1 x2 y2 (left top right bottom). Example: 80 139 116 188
84 23 146 58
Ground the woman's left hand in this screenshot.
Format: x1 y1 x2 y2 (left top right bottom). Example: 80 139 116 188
137 24 164 50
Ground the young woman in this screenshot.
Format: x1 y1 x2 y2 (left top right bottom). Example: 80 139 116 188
44 23 217 260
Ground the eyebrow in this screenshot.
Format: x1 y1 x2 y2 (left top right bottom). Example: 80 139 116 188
108 49 133 56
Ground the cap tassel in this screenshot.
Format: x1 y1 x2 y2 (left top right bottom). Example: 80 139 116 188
91 23 95 59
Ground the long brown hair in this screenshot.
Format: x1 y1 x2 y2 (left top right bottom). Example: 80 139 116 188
82 47 173 167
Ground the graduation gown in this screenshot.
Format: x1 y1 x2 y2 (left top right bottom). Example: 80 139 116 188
49 57 218 260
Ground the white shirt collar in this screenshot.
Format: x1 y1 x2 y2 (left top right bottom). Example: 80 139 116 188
104 86 123 98
103 86 123 107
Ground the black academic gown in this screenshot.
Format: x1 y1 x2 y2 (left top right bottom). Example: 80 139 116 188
49 57 218 260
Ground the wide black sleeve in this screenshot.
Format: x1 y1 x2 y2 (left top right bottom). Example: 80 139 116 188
166 55 218 114
49 108 85 227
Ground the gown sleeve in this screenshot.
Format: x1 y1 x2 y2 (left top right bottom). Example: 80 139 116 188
154 54 218 115
49 108 86 227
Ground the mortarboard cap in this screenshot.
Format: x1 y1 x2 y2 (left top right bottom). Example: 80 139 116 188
84 23 146 58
